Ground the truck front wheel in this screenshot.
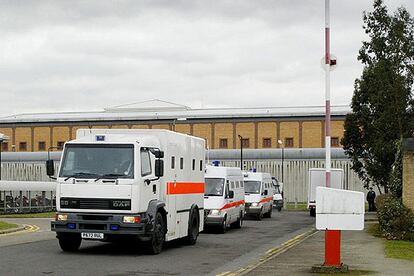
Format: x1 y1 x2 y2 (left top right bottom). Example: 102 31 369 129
58 233 81 252
310 208 316 217
146 212 166 254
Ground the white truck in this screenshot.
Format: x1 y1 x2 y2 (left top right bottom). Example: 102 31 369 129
49 129 205 254
272 177 283 212
204 165 245 233
243 171 274 220
307 168 344 217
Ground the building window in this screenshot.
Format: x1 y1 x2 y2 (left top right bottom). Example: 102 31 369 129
1 142 8 152
38 141 46 151
19 142 27 151
262 138 272 148
241 138 250 148
285 137 294 148
331 137 340 147
219 138 228 149
57 141 65 150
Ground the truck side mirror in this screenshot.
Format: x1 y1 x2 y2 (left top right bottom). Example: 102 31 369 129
228 190 234 199
46 160 55 177
155 159 164 177
262 190 268 196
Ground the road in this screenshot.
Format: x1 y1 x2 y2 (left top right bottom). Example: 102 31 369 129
0 211 314 276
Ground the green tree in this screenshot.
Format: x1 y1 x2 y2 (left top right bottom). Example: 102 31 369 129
342 0 414 194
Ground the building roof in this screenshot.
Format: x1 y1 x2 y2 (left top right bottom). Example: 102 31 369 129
0 99 350 124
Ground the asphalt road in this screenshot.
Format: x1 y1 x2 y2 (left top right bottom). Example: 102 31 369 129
0 211 314 276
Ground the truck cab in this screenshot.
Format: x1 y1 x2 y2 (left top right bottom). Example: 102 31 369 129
50 129 205 254
204 165 245 233
243 171 274 220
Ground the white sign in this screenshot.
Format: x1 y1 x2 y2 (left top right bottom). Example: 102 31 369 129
316 187 364 231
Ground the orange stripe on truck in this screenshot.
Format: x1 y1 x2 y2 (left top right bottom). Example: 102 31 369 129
167 182 205 195
259 197 273 203
220 200 245 211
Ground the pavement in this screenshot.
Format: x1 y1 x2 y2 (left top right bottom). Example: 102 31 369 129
0 211 314 276
241 221 414 276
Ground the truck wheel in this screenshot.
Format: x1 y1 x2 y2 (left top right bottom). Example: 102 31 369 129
58 233 81 252
277 207 282 212
310 208 316 217
231 212 243 229
185 208 200 245
146 212 166 254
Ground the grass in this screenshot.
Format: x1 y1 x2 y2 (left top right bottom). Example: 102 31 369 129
0 221 18 231
367 223 414 261
385 240 414 261
286 202 308 211
0 211 55 219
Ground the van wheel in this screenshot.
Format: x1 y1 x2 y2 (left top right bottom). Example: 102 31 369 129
218 216 227 234
310 208 316 217
264 206 272 218
231 212 243 229
146 212 165 254
277 207 282 212
58 233 81 252
256 211 263 221
185 208 200 245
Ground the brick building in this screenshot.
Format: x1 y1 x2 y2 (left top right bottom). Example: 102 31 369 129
0 100 348 152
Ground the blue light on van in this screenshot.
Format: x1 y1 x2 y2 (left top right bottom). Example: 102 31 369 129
252 168 257 172
213 161 220 167
67 223 76 229
110 225 119 231
96 135 105 141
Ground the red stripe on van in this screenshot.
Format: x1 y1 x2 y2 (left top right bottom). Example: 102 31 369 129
167 182 205 195
259 197 273 203
220 200 245 211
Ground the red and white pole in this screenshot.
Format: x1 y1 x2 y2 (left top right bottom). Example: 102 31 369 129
324 0 341 267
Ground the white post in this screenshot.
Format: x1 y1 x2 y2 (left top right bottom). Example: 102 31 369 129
325 0 331 188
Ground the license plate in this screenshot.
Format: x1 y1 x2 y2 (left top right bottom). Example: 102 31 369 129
81 232 104 240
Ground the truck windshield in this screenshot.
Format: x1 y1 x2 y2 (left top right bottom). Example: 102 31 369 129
204 178 225 196
244 181 261 194
59 144 134 179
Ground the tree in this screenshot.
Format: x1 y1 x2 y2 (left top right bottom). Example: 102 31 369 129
342 0 414 194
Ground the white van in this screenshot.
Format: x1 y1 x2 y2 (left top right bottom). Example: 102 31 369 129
49 129 205 254
243 171 274 220
204 165 245 233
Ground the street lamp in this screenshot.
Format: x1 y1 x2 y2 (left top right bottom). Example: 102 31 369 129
0 133 10 180
238 135 243 170
277 139 284 183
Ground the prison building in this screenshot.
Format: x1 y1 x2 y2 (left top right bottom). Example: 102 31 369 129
0 100 349 152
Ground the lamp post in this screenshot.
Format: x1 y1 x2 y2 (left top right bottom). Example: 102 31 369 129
277 140 284 183
238 135 243 170
0 133 10 180
172 117 187 131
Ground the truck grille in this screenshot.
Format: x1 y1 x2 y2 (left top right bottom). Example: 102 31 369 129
60 198 131 210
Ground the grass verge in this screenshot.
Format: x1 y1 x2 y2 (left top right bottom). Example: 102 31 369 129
0 211 55 219
0 221 18 230
385 240 414 261
286 203 308 211
367 223 414 261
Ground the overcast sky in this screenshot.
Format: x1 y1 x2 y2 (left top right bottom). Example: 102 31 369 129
0 0 413 117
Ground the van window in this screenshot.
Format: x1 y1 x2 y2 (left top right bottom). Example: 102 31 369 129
199 160 203 171
171 156 175 169
240 181 244 188
180 157 184 169
231 182 235 189
192 159 195 170
236 181 239 188
141 148 152 177
244 181 261 194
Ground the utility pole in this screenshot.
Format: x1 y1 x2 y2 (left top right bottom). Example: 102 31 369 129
324 0 341 268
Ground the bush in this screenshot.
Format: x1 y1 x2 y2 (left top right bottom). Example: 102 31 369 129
376 194 414 241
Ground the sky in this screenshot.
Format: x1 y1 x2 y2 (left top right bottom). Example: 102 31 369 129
0 0 413 117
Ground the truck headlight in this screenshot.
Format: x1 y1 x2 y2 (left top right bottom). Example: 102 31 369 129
123 216 141 223
56 213 68 221
210 209 221 216
251 203 259 207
